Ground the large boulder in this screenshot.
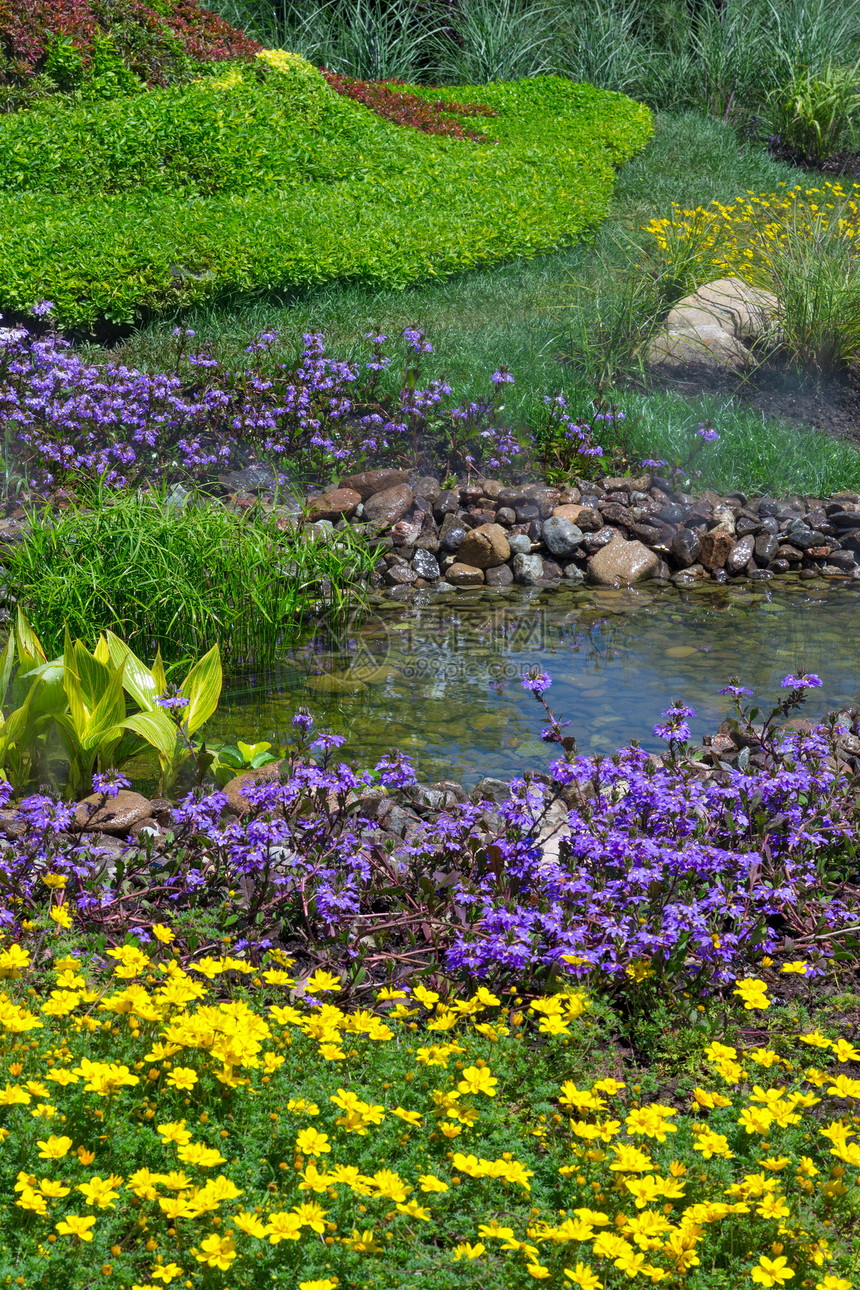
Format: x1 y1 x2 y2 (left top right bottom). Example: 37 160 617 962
587 534 659 586
456 523 511 569
306 488 361 522
648 277 778 371
76 790 152 834
338 468 410 500
446 562 484 586
364 484 414 526
223 760 287 817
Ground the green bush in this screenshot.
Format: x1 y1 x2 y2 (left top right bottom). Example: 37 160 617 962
0 61 652 328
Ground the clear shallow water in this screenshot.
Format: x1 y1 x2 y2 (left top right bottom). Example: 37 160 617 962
209 580 860 788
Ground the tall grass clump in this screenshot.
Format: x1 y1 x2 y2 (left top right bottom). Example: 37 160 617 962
768 61 860 163
4 490 376 671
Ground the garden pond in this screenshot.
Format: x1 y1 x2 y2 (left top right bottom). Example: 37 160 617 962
209 577 860 787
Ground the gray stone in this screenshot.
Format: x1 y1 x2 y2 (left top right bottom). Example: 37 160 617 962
754 533 780 564
562 563 585 584
587 534 660 586
485 563 514 587
726 534 755 573
496 507 517 526
412 549 441 580
541 516 585 558
76 790 153 835
439 518 468 552
339 468 411 500
512 553 544 584
508 534 532 555
672 529 702 568
446 562 484 586
364 484 414 526
384 564 418 587
456 523 511 569
413 476 442 504
647 276 778 371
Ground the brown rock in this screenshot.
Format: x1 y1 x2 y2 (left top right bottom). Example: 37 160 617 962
485 563 514 587
587 534 660 586
223 761 287 817
601 475 651 494
455 523 510 569
76 789 153 835
699 526 736 571
338 468 410 500
557 505 602 532
305 488 361 522
552 503 586 523
446 562 485 586
364 484 414 526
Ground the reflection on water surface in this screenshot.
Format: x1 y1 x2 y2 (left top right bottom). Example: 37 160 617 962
209 580 860 787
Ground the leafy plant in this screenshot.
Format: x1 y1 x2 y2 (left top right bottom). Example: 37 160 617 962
5 489 377 671
768 61 860 163
108 632 223 793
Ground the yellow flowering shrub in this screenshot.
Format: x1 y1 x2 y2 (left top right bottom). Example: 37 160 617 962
0 938 856 1288
646 181 860 294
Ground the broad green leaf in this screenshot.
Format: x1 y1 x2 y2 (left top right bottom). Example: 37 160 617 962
62 627 86 736
74 639 112 713
181 643 222 736
238 740 271 760
152 648 168 700
93 635 111 666
0 630 16 705
15 607 46 673
81 662 127 751
122 710 179 760
105 630 159 711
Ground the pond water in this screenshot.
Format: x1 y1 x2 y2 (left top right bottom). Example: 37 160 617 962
207 577 860 788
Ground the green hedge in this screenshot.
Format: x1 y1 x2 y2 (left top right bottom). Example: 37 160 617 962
0 59 652 329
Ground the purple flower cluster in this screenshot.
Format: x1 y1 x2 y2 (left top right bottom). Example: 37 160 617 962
0 323 545 490
0 681 854 996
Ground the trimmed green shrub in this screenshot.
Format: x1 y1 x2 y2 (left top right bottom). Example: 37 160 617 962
0 59 652 328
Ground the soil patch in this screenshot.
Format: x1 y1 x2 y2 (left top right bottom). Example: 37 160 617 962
645 357 860 443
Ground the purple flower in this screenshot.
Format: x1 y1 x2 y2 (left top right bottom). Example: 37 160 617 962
642 458 666 468
156 693 190 712
92 771 131 799
490 368 514 385
718 683 754 698
696 425 720 443
781 673 822 691
30 300 54 318
653 701 695 743
521 669 552 696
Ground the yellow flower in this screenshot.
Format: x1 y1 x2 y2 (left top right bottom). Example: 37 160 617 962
152 924 175 944
192 1234 237 1269
527 1266 552 1279
419 1174 449 1193
299 1281 339 1290
37 1134 73 1159
780 961 808 974
734 978 770 1010
165 1066 198 1091
55 1215 97 1241
158 1120 192 1146
799 1030 832 1048
42 873 67 888
304 970 341 993
457 1065 498 1097
266 1212 303 1243
452 1243 486 1261
565 1264 603 1290
296 1128 331 1155
831 1038 860 1063
815 1279 852 1290
390 1106 422 1128
749 1256 796 1288
397 1199 431 1221
150 1263 183 1284
77 1176 121 1209
177 1142 225 1168
49 905 72 929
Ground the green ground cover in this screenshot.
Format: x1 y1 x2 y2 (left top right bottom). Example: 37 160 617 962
0 55 651 329
95 109 860 498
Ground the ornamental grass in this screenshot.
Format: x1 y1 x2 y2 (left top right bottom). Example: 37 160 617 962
0 942 858 1289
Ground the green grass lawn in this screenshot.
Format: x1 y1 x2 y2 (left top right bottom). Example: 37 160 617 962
92 110 860 498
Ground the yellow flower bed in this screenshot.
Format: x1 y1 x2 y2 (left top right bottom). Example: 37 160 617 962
646 181 860 292
0 941 857 1288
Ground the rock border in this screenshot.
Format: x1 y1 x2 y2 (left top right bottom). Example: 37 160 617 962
302 467 860 599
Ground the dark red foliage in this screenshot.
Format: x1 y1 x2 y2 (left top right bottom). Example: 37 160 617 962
322 70 497 142
0 0 259 85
